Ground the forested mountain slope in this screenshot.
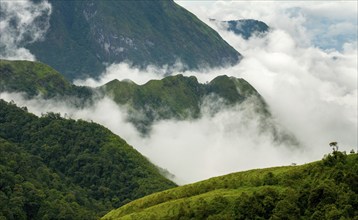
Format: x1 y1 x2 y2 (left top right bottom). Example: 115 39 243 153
101 74 269 133
0 99 176 219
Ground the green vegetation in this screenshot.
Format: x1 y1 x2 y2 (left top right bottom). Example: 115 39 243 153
0 59 92 100
101 74 269 133
0 99 176 219
0 59 296 144
27 0 240 80
103 152 358 220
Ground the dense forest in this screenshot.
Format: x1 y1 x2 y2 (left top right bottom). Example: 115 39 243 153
0 99 176 219
103 151 358 220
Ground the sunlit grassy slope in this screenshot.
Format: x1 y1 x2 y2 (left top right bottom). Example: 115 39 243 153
102 152 357 220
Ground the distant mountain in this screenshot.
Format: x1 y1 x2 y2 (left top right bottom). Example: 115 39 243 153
0 59 299 145
101 74 270 133
211 19 270 39
26 0 241 80
102 152 358 219
0 99 176 219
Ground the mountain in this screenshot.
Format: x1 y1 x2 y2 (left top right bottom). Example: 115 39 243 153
0 59 299 145
101 74 270 133
0 99 176 219
211 19 270 39
102 151 358 219
26 0 241 80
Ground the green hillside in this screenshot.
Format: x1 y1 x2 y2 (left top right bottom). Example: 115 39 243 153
103 152 358 220
101 74 271 133
0 60 298 144
0 59 92 100
0 99 176 219
26 0 240 80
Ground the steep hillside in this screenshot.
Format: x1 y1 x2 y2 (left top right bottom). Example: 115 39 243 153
0 99 176 219
26 0 241 80
211 19 270 39
103 152 358 220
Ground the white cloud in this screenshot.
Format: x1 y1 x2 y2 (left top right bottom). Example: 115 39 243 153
1 1 356 184
0 0 52 60
68 4 357 183
176 0 358 50
2 27 356 182
74 63 164 87
0 92 306 184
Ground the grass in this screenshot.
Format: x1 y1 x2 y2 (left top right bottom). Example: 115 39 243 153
102 153 357 219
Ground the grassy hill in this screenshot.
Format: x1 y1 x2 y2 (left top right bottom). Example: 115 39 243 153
0 99 176 219
102 152 357 220
26 0 240 80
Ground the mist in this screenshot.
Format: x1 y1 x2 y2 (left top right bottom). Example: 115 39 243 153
0 92 307 184
1 1 357 184
0 0 52 60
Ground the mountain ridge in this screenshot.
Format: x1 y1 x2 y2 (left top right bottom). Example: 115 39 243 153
0 59 299 146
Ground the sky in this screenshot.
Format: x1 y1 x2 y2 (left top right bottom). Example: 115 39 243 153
1 0 357 184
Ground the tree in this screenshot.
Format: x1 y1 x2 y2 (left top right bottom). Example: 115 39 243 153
329 142 338 152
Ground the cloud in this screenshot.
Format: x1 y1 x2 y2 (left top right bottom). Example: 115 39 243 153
73 1 357 184
1 1 356 184
74 63 164 87
176 0 358 51
0 0 52 60
0 92 306 184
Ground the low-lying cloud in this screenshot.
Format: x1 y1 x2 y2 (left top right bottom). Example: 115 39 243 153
69 1 357 183
0 92 306 184
0 0 52 60
1 1 357 184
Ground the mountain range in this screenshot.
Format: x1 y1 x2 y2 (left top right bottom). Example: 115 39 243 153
0 59 299 146
0 1 356 219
